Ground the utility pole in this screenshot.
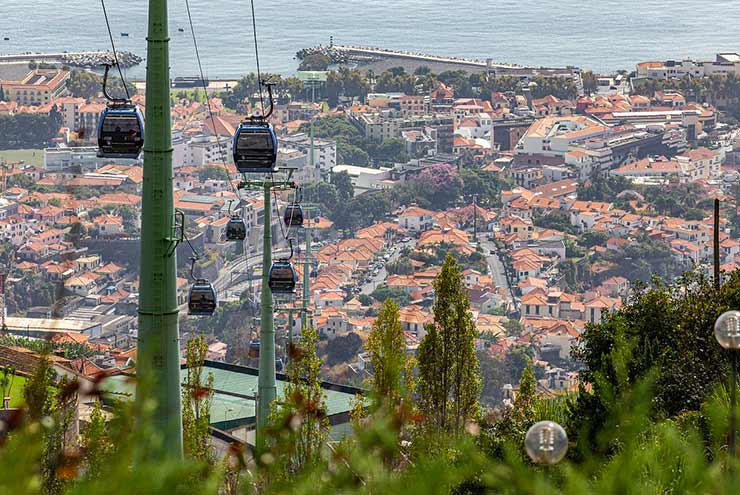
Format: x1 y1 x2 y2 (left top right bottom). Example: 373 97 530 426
472 193 478 243
239 172 296 440
301 206 319 332
137 0 182 458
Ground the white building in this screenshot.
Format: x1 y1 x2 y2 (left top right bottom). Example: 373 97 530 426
516 116 609 157
173 134 233 168
45 145 138 171
278 133 337 173
637 53 740 80
675 147 723 180
398 205 435 232
331 165 392 195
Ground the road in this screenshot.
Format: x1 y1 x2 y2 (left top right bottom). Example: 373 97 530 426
359 239 416 295
480 238 513 305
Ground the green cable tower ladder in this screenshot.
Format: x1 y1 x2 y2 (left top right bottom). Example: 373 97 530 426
136 0 183 458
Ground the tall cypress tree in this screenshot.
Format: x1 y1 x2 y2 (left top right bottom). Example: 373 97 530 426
366 298 415 410
417 253 481 435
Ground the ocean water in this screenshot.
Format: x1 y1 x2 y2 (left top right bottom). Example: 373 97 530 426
1 0 740 79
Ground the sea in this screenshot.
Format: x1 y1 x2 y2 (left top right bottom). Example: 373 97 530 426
2 0 740 79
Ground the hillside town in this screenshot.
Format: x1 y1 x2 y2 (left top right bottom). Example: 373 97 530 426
2 48 740 425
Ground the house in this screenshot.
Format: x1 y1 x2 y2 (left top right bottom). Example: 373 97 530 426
584 296 620 324
398 205 435 232
675 147 723 180
64 272 101 297
94 214 124 236
314 290 345 308
599 276 629 298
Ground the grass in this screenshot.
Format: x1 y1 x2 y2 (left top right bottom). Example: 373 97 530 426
5 374 26 408
0 149 44 167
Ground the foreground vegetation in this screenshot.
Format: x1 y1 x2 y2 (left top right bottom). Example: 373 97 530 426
4 265 740 494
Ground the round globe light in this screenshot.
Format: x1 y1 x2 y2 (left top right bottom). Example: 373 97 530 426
524 421 568 465
714 310 740 350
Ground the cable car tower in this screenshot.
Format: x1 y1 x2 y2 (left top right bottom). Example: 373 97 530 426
238 167 297 435
132 0 183 458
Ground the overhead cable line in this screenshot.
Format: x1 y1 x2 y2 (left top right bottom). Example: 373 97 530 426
184 0 240 199
100 0 131 100
249 0 266 116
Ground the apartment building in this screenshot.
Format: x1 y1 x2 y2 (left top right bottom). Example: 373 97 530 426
2 69 70 106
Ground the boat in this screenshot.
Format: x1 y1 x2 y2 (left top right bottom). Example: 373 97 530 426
120 32 129 37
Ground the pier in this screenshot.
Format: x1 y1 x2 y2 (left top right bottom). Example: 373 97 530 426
298 44 580 79
0 50 142 69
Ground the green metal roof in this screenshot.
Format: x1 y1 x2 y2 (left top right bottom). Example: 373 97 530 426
101 361 362 430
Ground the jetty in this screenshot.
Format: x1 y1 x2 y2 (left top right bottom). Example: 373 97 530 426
297 44 579 79
0 50 142 69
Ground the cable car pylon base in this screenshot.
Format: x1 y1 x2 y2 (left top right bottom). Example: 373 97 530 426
237 168 296 440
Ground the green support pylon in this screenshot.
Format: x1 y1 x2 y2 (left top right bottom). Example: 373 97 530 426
136 0 183 457
258 182 276 428
240 174 295 441
302 210 313 332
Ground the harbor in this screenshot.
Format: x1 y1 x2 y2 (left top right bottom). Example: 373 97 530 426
0 50 142 69
297 44 580 78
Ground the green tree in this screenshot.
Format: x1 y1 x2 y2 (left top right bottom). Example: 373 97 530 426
24 353 54 422
270 326 328 476
338 143 369 166
366 299 415 409
460 167 503 208
0 113 62 149
573 270 739 435
181 335 215 463
386 258 413 275
81 400 113 480
370 284 410 307
66 69 136 100
331 170 354 202
298 53 331 71
331 190 393 231
198 165 230 182
368 137 409 164
417 254 481 437
301 181 339 217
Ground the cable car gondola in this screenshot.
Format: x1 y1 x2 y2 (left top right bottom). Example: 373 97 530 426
188 279 217 316
97 104 145 159
233 122 278 174
283 203 304 227
268 260 297 294
248 339 260 358
232 82 279 174
96 64 144 159
226 216 247 241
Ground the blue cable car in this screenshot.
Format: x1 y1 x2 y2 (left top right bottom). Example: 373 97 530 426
96 104 145 159
268 260 297 294
226 215 247 241
188 279 217 316
283 203 304 227
232 122 278 174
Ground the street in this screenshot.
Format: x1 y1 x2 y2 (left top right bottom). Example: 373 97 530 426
359 239 415 295
480 238 512 305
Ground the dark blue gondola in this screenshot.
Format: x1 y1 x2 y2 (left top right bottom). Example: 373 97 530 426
188 279 217 316
283 203 304 227
248 339 260 358
96 64 144 159
268 260 297 294
232 122 278 174
226 215 247 241
232 81 279 174
97 104 145 159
